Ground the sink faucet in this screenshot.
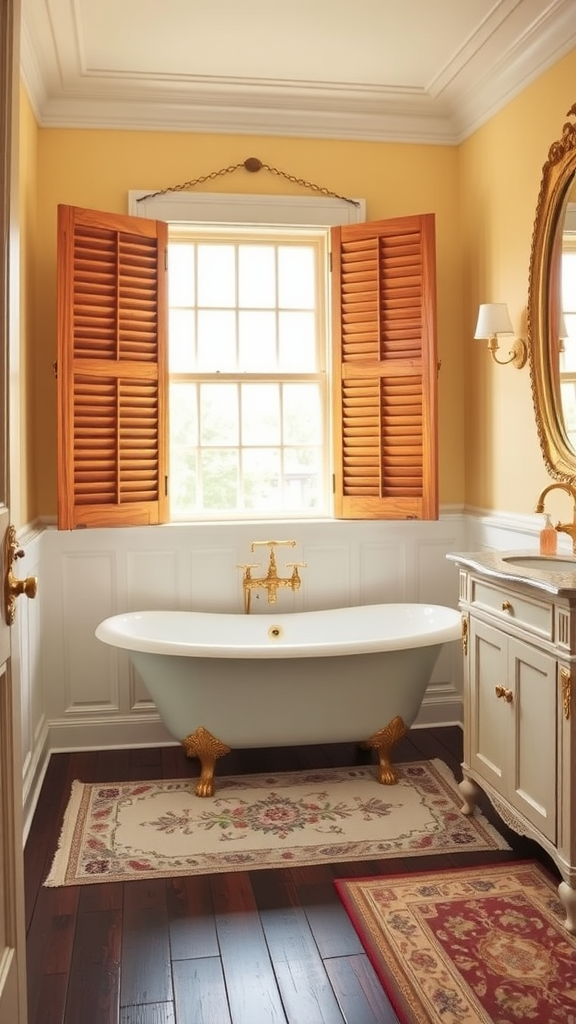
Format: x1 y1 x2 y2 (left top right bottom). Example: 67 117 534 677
238 540 306 614
534 482 576 553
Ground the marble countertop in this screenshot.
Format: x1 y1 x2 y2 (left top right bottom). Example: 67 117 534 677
446 549 576 596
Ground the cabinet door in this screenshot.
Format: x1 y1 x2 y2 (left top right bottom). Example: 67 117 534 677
508 637 556 843
468 618 509 790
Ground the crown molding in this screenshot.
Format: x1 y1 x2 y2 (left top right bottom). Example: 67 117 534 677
19 0 576 145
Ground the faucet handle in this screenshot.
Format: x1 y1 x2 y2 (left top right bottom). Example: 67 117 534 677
250 539 296 552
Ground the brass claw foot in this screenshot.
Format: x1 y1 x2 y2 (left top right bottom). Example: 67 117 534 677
363 715 408 784
181 726 231 797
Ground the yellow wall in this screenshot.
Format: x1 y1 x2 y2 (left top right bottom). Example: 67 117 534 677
24 48 576 524
31 129 463 519
460 48 576 518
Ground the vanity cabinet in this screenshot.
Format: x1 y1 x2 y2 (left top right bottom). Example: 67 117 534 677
467 617 556 842
448 552 576 932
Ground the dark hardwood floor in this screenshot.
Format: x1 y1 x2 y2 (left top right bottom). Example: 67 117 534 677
24 726 558 1024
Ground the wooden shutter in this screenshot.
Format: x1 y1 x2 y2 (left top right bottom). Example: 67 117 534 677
331 213 438 520
57 205 168 529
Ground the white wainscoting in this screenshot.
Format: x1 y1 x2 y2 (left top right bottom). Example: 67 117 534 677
16 509 544 836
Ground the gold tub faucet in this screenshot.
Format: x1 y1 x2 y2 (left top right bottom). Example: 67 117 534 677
534 482 576 552
238 540 306 613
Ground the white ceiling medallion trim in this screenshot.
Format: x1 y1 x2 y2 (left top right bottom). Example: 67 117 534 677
129 191 366 226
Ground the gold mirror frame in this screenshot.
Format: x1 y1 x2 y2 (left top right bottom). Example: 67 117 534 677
528 103 576 484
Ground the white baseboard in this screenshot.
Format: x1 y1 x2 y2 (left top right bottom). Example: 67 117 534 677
414 695 463 729
46 713 176 753
22 718 50 843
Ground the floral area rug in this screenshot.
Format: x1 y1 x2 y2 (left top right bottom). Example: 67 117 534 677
335 861 573 1024
44 759 508 886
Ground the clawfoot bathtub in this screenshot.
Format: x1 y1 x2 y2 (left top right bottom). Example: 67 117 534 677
96 603 460 796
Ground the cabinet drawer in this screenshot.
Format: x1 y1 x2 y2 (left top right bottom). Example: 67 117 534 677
470 578 553 638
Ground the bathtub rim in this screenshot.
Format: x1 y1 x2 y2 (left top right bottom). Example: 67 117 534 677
95 603 461 660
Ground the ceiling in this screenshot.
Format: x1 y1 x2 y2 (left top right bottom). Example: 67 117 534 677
20 0 576 144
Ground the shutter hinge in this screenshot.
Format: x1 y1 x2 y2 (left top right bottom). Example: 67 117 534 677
52 361 58 379
328 251 332 273
165 475 168 496
437 359 442 376
332 473 335 494
165 248 168 271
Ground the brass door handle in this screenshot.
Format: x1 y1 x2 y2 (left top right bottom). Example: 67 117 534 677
4 525 38 625
495 684 514 703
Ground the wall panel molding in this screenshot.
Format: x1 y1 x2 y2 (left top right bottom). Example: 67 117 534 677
19 508 544 833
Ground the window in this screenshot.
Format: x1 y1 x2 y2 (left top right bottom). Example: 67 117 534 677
168 227 328 518
561 234 576 449
56 205 438 529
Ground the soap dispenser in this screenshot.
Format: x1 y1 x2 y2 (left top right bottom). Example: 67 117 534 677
539 513 558 555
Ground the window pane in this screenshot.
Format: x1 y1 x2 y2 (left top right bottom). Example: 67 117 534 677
169 382 198 512
242 448 281 510
171 449 197 511
197 310 236 371
562 252 576 309
278 246 315 308
279 311 316 371
201 450 238 509
169 309 195 371
561 381 576 448
241 384 280 445
169 244 194 306
239 311 277 371
239 245 275 307
283 383 322 443
170 382 198 445
197 244 235 306
200 383 238 444
284 447 322 509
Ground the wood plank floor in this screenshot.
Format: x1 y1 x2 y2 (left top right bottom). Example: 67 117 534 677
24 726 559 1024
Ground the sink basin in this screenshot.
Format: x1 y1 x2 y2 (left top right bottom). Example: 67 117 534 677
502 555 576 572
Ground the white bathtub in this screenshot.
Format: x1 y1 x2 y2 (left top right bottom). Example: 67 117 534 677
96 603 460 795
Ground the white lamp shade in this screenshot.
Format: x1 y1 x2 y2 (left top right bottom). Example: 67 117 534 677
474 303 514 339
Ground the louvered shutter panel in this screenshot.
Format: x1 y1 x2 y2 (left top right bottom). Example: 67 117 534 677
331 214 438 520
57 205 168 528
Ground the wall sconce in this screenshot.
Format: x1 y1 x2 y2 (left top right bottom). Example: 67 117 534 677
474 303 527 369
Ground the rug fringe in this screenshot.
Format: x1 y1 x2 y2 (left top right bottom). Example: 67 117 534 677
44 779 85 887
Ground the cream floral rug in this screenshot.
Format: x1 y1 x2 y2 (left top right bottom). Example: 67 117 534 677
44 759 509 885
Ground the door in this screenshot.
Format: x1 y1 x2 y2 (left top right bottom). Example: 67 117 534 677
508 636 556 843
468 617 509 790
0 1 28 1022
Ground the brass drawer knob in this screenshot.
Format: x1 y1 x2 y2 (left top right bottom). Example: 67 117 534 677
501 600 513 612
495 684 514 703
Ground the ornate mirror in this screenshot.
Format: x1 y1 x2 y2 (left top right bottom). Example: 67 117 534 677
529 104 576 482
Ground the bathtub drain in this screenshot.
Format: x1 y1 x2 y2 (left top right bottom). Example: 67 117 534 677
268 625 283 640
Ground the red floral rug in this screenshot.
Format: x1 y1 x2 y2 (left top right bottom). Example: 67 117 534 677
44 759 508 885
335 861 574 1024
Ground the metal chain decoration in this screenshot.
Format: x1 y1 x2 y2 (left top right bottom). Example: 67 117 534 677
137 157 360 207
